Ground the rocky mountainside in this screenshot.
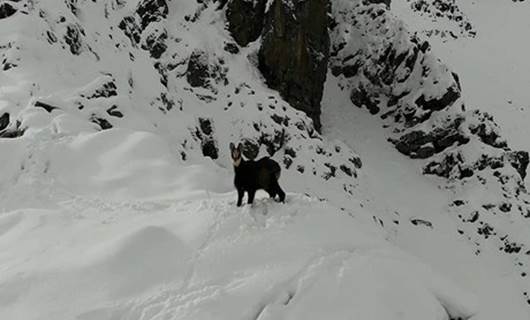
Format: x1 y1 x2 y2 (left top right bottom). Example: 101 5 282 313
0 0 364 204
0 0 529 319
330 0 530 310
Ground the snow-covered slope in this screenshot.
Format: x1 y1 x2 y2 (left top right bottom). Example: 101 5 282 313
0 0 528 319
0 192 476 320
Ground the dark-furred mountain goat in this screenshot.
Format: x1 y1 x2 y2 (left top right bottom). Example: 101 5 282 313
229 142 286 206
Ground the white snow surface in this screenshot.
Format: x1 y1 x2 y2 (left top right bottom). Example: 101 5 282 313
0 188 476 320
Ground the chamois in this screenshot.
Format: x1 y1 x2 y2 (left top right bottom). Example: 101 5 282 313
229 142 286 207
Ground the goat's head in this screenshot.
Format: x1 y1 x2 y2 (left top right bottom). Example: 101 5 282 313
229 142 243 167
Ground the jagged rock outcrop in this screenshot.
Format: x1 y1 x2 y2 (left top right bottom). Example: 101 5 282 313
224 0 333 132
196 117 219 159
329 0 528 183
185 49 228 93
186 50 211 88
141 28 167 59
257 0 330 132
64 23 84 55
390 115 469 159
137 0 169 29
331 0 530 303
117 0 168 58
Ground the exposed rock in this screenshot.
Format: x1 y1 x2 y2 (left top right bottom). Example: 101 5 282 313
340 164 353 177
64 24 83 55
90 115 113 130
195 118 219 160
410 218 433 228
34 101 59 113
187 50 210 88
350 86 380 115
241 138 260 160
415 85 460 111
261 129 288 156
141 29 168 59
201 140 218 160
223 42 240 54
198 117 213 136
468 110 507 149
119 16 142 45
186 50 228 90
364 0 391 8
0 2 17 19
258 0 330 132
0 120 25 138
391 116 469 159
106 106 123 118
226 0 267 46
82 79 118 99
407 0 476 39
0 113 9 131
136 0 169 29
65 0 79 16
423 151 473 179
507 151 529 180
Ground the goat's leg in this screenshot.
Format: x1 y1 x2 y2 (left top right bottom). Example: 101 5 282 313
247 189 256 205
237 188 244 207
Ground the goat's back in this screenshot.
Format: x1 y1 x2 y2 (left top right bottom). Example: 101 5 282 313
256 157 281 182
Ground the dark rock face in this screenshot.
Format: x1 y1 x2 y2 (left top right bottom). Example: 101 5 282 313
0 2 17 19
241 138 260 160
186 50 211 88
0 113 9 132
226 0 267 46
106 106 124 118
415 85 461 111
391 116 469 159
258 0 330 132
468 111 507 149
223 42 239 54
82 78 118 99
64 24 83 55
185 49 228 91
136 0 169 29
119 16 142 45
508 151 529 180
65 0 79 16
0 119 25 138
34 101 59 113
351 85 380 115
196 118 218 160
90 115 113 130
141 29 168 59
423 152 471 179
